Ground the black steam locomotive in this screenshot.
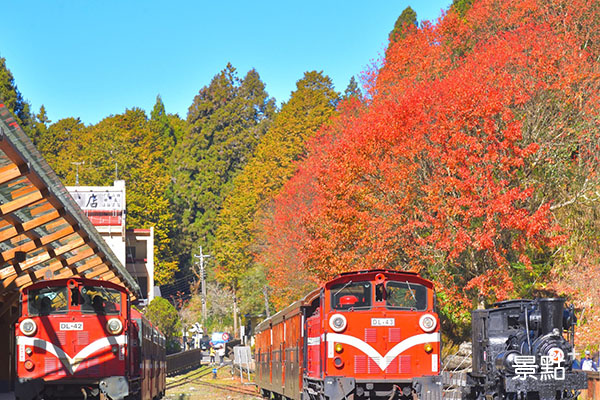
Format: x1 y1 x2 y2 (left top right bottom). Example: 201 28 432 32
463 298 587 400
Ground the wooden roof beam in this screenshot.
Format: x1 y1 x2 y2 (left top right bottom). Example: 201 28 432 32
0 189 45 215
0 237 88 282
53 256 104 279
98 270 116 281
86 265 110 279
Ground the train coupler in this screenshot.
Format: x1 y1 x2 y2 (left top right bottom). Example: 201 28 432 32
99 376 129 400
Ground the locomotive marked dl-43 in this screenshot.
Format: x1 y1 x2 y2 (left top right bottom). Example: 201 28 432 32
256 270 442 400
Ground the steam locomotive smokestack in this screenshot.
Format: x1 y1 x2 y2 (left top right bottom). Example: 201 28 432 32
538 298 564 335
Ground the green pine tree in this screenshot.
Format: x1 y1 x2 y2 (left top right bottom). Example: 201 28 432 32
0 57 37 140
389 6 418 43
171 64 275 272
341 76 363 101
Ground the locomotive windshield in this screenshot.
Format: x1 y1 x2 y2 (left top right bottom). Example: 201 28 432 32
331 281 372 310
27 285 122 315
77 286 122 315
28 286 69 315
386 281 427 310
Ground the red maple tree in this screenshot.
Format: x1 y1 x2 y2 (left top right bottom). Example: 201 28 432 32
261 0 600 335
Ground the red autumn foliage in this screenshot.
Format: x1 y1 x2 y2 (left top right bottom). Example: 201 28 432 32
261 0 600 333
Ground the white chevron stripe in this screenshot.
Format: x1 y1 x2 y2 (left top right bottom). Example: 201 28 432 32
327 332 439 371
17 335 126 374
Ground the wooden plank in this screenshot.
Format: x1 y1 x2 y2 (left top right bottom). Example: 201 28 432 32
0 225 18 243
0 266 15 280
0 163 22 185
98 270 116 281
86 266 110 279
28 200 53 217
0 190 43 215
44 218 69 232
0 273 17 289
10 184 37 200
14 259 62 287
40 225 75 245
0 237 87 284
1 239 36 262
53 257 104 279
53 236 85 256
15 251 51 273
21 209 61 231
63 247 96 266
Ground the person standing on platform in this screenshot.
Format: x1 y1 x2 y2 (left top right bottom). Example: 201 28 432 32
209 346 216 365
217 344 226 366
581 350 598 371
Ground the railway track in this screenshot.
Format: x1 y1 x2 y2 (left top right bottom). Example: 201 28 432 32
166 364 260 398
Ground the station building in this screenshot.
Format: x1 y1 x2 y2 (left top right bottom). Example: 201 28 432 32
66 180 156 304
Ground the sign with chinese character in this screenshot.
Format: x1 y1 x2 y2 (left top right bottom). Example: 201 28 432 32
71 190 124 211
512 354 566 381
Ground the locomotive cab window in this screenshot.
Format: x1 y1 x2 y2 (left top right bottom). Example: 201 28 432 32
331 281 372 310
386 281 427 311
28 287 69 315
79 286 122 315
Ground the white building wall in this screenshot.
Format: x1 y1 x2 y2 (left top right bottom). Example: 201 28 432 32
67 180 156 302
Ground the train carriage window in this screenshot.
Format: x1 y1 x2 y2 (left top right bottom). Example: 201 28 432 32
330 281 372 310
80 286 122 315
386 281 427 310
28 287 68 315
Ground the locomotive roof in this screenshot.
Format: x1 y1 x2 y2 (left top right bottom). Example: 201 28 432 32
255 269 433 333
327 269 433 289
336 269 419 278
23 276 127 292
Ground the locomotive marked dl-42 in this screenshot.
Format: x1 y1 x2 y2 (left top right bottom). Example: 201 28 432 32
15 277 166 400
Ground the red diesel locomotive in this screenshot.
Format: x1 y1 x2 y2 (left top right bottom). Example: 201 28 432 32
255 270 442 400
15 277 166 400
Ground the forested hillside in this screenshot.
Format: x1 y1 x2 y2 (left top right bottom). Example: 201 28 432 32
2 0 600 344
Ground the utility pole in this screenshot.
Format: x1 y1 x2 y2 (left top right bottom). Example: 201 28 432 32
71 161 85 185
263 286 271 318
194 246 210 325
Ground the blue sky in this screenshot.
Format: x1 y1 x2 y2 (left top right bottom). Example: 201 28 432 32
1 1 452 126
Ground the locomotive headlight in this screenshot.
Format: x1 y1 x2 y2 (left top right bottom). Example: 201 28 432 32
419 314 437 333
335 343 344 353
106 318 123 335
24 360 35 371
329 314 347 333
20 319 37 336
424 343 433 353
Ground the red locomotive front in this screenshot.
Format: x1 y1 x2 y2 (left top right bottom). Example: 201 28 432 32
256 269 442 400
15 278 130 400
306 270 441 399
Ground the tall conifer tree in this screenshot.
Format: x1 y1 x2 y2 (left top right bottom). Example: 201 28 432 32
0 57 37 140
171 64 275 268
